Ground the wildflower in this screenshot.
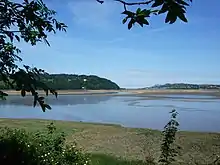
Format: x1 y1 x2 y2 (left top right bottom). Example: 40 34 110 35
39 144 42 146
86 161 88 163
48 152 50 155
27 145 30 147
52 159 54 162
45 153 47 156
41 155 44 158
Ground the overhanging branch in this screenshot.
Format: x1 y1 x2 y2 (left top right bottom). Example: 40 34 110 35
115 0 154 6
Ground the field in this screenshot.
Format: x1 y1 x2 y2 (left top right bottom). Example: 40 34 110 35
0 118 219 165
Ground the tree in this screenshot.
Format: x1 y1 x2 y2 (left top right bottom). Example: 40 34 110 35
0 0 67 111
97 0 192 29
0 0 191 112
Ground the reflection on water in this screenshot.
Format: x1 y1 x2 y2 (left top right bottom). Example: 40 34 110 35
0 94 220 132
0 95 113 106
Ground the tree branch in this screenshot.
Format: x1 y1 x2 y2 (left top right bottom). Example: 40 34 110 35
0 30 24 33
115 0 154 6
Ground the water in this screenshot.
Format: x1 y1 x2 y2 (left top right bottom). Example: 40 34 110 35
0 94 220 132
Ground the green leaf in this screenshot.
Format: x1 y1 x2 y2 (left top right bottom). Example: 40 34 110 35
54 91 58 98
136 8 141 14
178 12 188 22
121 10 134 17
137 21 143 27
151 0 164 7
15 35 20 42
21 89 26 97
140 9 151 17
159 4 168 14
176 0 189 6
33 99 37 107
165 11 177 24
0 91 8 96
128 20 133 30
45 104 52 110
142 19 149 25
38 96 44 101
122 17 128 24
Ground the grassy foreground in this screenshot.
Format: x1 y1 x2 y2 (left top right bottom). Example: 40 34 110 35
0 118 219 164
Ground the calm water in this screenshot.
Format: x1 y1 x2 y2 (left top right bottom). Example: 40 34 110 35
0 94 220 132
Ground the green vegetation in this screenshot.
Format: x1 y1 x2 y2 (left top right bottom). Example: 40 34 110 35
148 83 220 90
0 118 219 165
0 123 90 165
91 154 147 165
98 0 192 30
0 74 120 90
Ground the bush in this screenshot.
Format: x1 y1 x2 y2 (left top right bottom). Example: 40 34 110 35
0 123 90 165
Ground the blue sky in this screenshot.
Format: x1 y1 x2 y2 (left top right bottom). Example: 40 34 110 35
18 0 220 88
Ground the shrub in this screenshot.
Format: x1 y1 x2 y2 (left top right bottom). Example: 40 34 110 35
159 109 180 165
0 122 90 165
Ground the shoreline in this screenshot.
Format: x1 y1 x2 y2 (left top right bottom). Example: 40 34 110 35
2 89 220 96
0 117 219 134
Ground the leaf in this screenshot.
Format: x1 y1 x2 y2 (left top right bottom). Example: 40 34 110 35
128 20 133 30
137 21 143 27
44 104 52 110
159 4 168 14
140 9 151 17
41 105 46 112
122 17 128 24
142 19 149 25
45 90 49 96
136 8 141 14
33 99 37 107
0 91 8 96
38 96 44 101
21 89 26 97
54 91 58 98
176 0 189 6
121 10 134 17
151 0 164 7
15 35 20 42
178 12 188 22
165 11 177 24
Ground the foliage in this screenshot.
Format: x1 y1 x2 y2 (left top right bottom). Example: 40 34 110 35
159 109 180 165
0 0 66 111
0 122 90 165
97 0 192 29
91 154 147 165
0 74 120 90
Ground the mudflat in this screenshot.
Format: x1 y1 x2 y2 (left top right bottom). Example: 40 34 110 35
2 89 220 96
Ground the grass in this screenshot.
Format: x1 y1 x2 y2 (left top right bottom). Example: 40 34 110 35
0 118 219 164
90 154 150 165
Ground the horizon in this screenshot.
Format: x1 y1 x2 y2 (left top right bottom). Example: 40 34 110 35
17 0 220 88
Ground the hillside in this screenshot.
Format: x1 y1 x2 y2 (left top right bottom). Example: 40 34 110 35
0 74 120 90
147 83 220 90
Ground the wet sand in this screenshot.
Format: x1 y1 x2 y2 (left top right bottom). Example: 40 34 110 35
2 89 220 97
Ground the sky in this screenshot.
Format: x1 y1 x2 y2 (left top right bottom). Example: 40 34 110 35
17 0 220 88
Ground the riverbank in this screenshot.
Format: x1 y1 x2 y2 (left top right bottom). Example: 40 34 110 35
2 89 220 96
0 118 219 164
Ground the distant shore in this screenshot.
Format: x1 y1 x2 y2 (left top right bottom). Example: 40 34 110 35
2 89 220 96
